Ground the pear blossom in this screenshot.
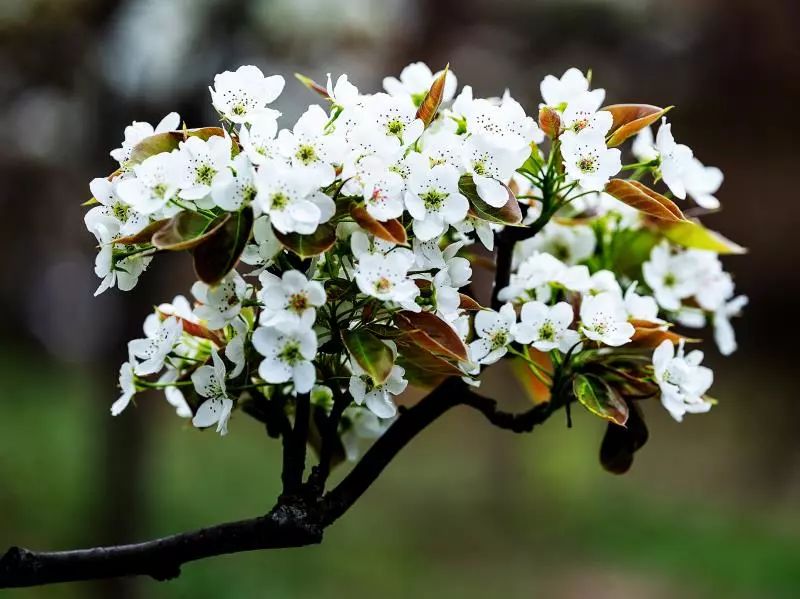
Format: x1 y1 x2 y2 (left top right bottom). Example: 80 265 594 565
561 130 621 191
191 270 248 330
653 118 693 199
128 316 183 376
349 341 408 419
253 323 318 393
327 73 361 108
276 104 344 187
111 353 137 416
255 163 334 234
259 270 325 327
404 163 469 241
91 224 152 295
540 68 605 112
176 135 233 201
359 156 406 220
340 407 393 461
115 151 186 214
559 95 613 138
383 62 458 106
191 351 234 435
359 93 424 148
241 215 282 267
518 222 596 265
239 117 279 165
225 318 249 378
110 112 180 165
684 158 724 210
354 251 419 308
512 301 580 353
85 177 147 238
624 283 662 322
652 340 713 422
462 134 524 207
464 95 543 150
158 367 193 418
210 153 257 211
210 65 284 124
579 293 634 347
469 304 517 365
713 295 747 356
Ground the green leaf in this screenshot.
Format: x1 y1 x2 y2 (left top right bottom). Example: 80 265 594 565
152 211 225 251
604 179 686 222
274 223 337 258
128 127 226 166
602 104 673 147
572 374 628 426
192 207 254 284
342 329 394 384
458 174 522 225
600 401 649 474
660 220 746 255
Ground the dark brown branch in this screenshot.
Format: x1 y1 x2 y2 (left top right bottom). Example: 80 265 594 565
1 377 563 588
0 503 323 588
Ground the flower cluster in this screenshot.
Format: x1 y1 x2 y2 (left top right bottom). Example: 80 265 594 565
84 63 744 469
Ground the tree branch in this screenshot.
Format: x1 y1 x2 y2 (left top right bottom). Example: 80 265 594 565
0 377 562 588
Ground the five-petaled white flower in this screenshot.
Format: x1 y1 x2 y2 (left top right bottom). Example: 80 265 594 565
560 130 621 191
253 323 318 393
276 104 344 188
210 153 258 211
512 301 580 353
116 151 186 214
540 67 605 112
128 316 183 375
255 162 335 234
191 270 248 330
652 340 714 422
259 270 326 328
210 65 284 124
579 293 634 347
684 157 724 210
191 350 234 436
383 62 458 106
354 251 419 309
653 118 694 199
111 351 137 416
177 135 233 201
469 304 517 365
110 112 180 165
404 163 469 241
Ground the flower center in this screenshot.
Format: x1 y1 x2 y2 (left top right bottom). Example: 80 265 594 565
279 341 303 365
196 164 217 186
288 292 309 313
386 118 405 138
491 329 508 350
421 189 448 211
539 321 556 341
577 154 598 173
271 192 289 210
296 144 318 165
374 277 393 293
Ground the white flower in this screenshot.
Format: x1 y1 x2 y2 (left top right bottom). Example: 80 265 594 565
632 126 659 163
713 295 747 356
327 73 361 108
276 104 344 187
559 95 613 138
642 243 700 311
359 93 425 148
359 155 406 220
191 350 234 435
512 301 580 353
383 62 458 106
354 251 419 308
560 130 621 192
587 270 622 297
469 304 517 365
452 214 496 251
255 162 334 234
225 318 249 378
176 135 232 201
115 151 186 214
191 270 248 330
654 118 693 199
579 292 634 347
110 112 180 165
259 270 325 327
419 128 465 170
210 65 284 124
239 117 279 165
499 252 567 302
464 94 543 150
517 222 596 266
404 163 469 241
158 367 193 418
91 224 152 295
624 283 661 322
462 134 524 207
111 353 137 416
253 323 318 393
652 340 713 422
349 341 408 419
128 316 183 375
210 153 257 211
85 177 148 238
540 68 605 111
684 158 724 210
241 215 282 267
340 406 393 462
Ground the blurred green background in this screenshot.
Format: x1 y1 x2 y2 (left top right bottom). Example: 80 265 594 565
1 0 798 597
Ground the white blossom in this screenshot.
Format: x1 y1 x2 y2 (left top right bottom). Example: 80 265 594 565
404 163 469 241
253 323 318 393
116 151 186 214
259 270 325 327
579 293 634 347
512 301 580 353
540 68 605 111
383 62 458 106
652 340 713 422
111 353 137 416
128 316 183 376
469 304 517 365
191 270 248 330
561 130 621 191
654 118 693 199
210 65 284 124
191 350 234 435
110 112 180 165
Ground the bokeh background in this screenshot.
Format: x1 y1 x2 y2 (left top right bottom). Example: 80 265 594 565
1 0 799 597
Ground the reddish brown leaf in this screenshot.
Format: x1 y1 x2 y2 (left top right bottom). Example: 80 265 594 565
129 127 226 165
158 310 225 346
459 175 523 225
604 179 686 222
394 310 468 362
538 106 561 138
294 73 331 99
115 219 170 245
602 104 672 147
153 212 229 251
416 65 449 127
628 319 697 349
395 338 463 388
458 294 483 311
600 401 648 474
350 205 408 245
